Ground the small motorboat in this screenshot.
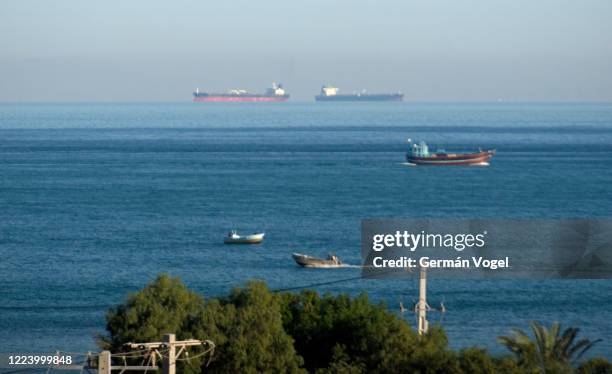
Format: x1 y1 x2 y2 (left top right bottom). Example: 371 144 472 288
292 253 342 268
224 230 265 244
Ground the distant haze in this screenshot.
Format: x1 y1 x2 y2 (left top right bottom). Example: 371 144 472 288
1 0 612 102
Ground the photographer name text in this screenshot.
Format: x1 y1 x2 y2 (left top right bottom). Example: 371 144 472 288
372 256 509 269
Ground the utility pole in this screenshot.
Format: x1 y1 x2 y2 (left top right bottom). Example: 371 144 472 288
98 351 111 374
417 266 428 335
163 334 175 374
40 335 212 373
127 333 212 374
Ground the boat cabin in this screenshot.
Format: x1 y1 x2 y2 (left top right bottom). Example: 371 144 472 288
409 140 430 157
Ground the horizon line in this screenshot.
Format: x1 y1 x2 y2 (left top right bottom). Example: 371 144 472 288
1 100 612 105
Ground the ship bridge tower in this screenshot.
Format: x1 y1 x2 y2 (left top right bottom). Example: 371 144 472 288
407 139 429 157
321 85 338 96
267 82 286 96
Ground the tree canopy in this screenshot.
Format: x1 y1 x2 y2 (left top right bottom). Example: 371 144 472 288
101 274 610 373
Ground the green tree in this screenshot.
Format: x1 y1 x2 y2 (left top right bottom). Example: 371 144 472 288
456 348 524 374
314 345 365 374
189 281 305 373
103 276 303 373
100 273 207 374
457 348 497 374
498 321 601 373
280 290 460 373
101 273 205 350
102 275 611 373
576 357 612 374
490 356 524 374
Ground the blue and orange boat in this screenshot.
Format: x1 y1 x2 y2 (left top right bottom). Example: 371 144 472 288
406 139 495 166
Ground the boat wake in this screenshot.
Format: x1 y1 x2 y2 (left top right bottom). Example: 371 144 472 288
399 162 417 167
471 162 489 166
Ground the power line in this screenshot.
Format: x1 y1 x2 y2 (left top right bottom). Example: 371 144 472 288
272 274 368 292
271 267 410 293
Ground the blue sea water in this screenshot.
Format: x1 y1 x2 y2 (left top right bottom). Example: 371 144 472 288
1 102 611 358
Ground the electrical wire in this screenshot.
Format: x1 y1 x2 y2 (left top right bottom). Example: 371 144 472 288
272 267 410 292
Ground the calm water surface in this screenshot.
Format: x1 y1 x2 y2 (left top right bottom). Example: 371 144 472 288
1 102 611 356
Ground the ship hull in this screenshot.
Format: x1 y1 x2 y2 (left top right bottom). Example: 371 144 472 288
407 150 495 166
315 94 403 102
194 96 288 103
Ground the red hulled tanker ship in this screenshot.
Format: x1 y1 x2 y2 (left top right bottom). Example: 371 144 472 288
193 82 289 102
406 139 495 166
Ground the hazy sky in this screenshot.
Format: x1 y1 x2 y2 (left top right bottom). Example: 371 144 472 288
1 0 612 101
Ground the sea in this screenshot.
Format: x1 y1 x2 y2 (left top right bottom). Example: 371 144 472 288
1 102 611 358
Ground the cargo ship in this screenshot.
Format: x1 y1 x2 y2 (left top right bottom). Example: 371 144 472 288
406 139 495 166
315 85 403 102
193 83 289 102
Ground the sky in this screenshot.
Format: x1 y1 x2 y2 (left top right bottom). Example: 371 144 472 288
1 0 612 102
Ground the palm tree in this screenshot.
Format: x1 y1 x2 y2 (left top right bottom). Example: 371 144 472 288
498 321 601 370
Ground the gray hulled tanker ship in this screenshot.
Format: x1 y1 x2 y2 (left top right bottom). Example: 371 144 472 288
315 85 404 102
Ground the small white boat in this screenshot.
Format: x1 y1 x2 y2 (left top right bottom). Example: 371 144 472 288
224 231 265 244
292 253 342 268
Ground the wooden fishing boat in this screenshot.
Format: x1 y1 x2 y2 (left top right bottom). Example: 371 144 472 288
292 253 342 267
406 139 495 166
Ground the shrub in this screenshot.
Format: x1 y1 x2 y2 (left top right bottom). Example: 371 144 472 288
577 357 612 374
